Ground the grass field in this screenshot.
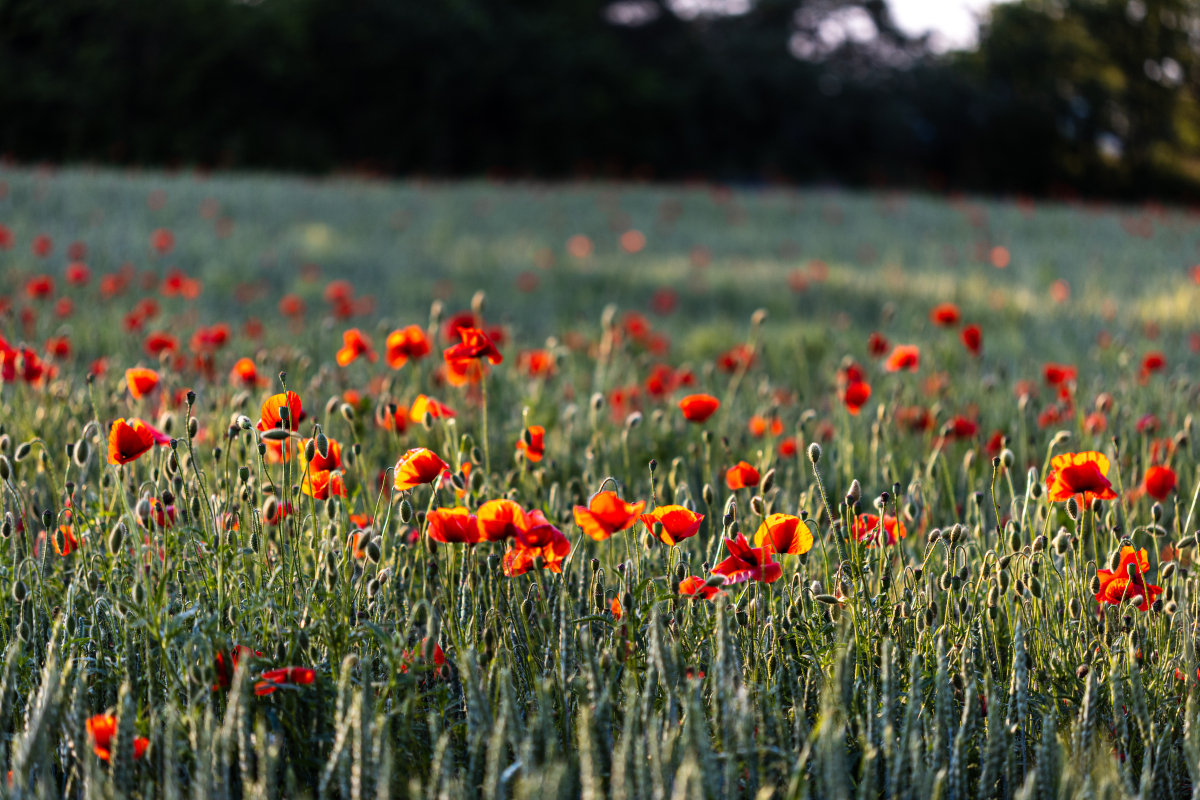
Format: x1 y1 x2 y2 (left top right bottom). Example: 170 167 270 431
1 166 1200 799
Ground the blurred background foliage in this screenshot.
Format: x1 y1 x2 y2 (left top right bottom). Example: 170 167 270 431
3 0 1200 197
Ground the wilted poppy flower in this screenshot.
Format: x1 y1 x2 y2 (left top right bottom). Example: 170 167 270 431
87 715 149 762
503 523 571 575
409 394 455 422
1094 546 1161 610
679 394 720 423
712 533 782 584
394 448 449 491
753 514 813 555
1045 451 1117 502
444 327 503 365
678 576 720 600
884 345 920 373
144 331 179 357
841 380 871 415
125 367 160 399
930 303 961 326
852 514 906 546
867 332 889 358
1043 363 1077 385
337 328 377 366
573 491 646 541
66 262 91 286
230 357 264 387
1143 465 1177 501
107 418 162 464
385 325 432 369
426 507 482 544
25 275 55 299
259 392 302 431
639 505 704 545
255 667 316 696
725 461 760 491
960 324 982 356
302 470 345 501
516 425 545 462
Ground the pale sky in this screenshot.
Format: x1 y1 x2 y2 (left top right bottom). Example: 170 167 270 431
887 0 1005 51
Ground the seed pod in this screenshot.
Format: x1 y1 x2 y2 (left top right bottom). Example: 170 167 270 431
1029 577 1043 598
73 439 91 466
815 594 839 605
132 583 146 604
0 455 10 482
1032 535 1047 552
705 575 726 588
1089 574 1101 595
1163 562 1177 579
237 415 253 430
1000 448 1015 468
1152 502 1164 523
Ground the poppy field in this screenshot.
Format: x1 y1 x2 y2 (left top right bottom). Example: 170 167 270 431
4 167 1200 799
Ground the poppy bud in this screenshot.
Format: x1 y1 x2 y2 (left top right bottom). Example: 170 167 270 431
367 578 381 599
108 522 125 554
750 496 765 516
807 443 821 464
0 456 9 482
705 575 726 588
0 514 10 539
1089 574 1101 594
340 403 355 422
471 289 486 316
237 415 252 430
625 412 643 430
590 393 605 413
261 428 290 442
188 417 199 438
1066 497 1079 521
521 428 534 447
1029 577 1042 598
759 469 775 496
0 434 7 452
14 442 31 462
815 594 839 605
1166 600 1179 614
399 499 414 523
1032 535 1047 552
263 496 279 522
648 458 658 473
365 540 382 563
316 432 329 458
701 484 715 506
1163 562 1177 579
304 439 316 462
847 479 861 504
11 580 26 602
998 570 1010 592
1051 430 1071 446
1152 502 1163 523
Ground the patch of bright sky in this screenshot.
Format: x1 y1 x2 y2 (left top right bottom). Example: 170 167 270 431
887 0 1008 52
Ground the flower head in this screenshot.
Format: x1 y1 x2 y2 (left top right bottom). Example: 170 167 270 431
386 325 431 369
516 425 545 462
1045 451 1117 503
852 513 906 547
427 507 482 544
336 328 377 367
1143 464 1177 501
107 418 166 464
930 303 961 326
678 575 721 600
884 345 920 373
573 491 646 541
679 394 720 423
87 715 150 761
125 367 160 399
753 513 813 556
712 532 782 584
725 461 760 491
444 327 503 365
639 505 704 546
255 666 316 696
394 448 450 491
1094 546 1162 611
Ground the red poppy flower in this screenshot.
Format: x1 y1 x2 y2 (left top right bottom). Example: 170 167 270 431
753 514 813 555
337 328 377 367
444 327 503 365
254 666 316 696
960 324 982 356
1094 546 1162 611
161 269 201 299
52 525 79 556
125 367 160 399
517 349 555 378
400 638 447 674
1083 412 1107 435
301 470 345 500
725 461 761 491
516 425 545 462
1140 351 1166 379
190 324 229 353
259 392 302 431
573 491 646 541
639 505 704 546
426 507 482 544
143 331 179 357
213 645 262 690
943 416 979 440
107 418 161 464
867 332 889 358
841 380 871 415
930 303 961 326
476 499 546 542
1143 465 1177 501
1043 363 1077 385
679 394 720 423
716 343 755 373
44 336 71 360
31 234 52 258
394 448 450 491
300 437 342 472
150 228 175 255
778 437 798 458
0 224 12 249
25 275 54 300
852 513 907 547
503 523 571 575
678 576 721 600
279 294 306 317
230 357 264 387
1137 414 1162 434
87 715 149 761
409 394 455 422
65 262 91 286
1044 451 1117 502
884 345 920 372
385 325 432 369
712 532 782 584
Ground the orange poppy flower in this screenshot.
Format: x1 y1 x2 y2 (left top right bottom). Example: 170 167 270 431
1044 451 1117 502
301 437 342 472
336 328 377 367
476 499 550 541
960 324 982 356
1143 465 1177 501
444 327 503 365
87 715 149 761
639 505 704 545
107 418 161 464
678 575 720 600
254 666 316 696
393 448 450 491
1094 546 1162 610
517 349 555 378
301 470 345 501
753 513 813 556
125 367 160 399
841 380 871 415
442 356 484 387
573 491 646 541
385 325 431 369
503 522 571 575
230 357 263 387
427 507 482 543
884 345 920 373
679 393 720 423
517 425 545 462
712 533 782 584
409 394 456 422
852 513 906 547
930 303 961 326
259 392 302 431
725 461 760 491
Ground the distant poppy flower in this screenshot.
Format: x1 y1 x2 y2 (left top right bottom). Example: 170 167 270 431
712 532 782 584
867 332 889 358
150 228 175 255
679 394 720 423
516 425 545 462
143 331 179 357
748 415 784 437
1094 546 1161 610
960 324 982 356
1141 351 1166 378
301 469 345 500
125 367 160 399
394 448 449 491
678 576 721 600
517 349 556 378
841 380 871 415
25 275 54 300
324 280 354 304
1143 465 1177 501
31 234 52 258
503 523 571 575
44 336 71 360
87 715 149 762
161 268 201 299
213 645 262 690
444 327 503 365
716 344 755 373
942 416 978 439
639 505 704 546
573 491 646 541
1137 414 1162 434
852 513 906 546
190 324 229 353
427 507 482 544
279 294 306 317
409 394 455 422
778 437 798 458
1045 451 1117 502
930 303 961 326
107 418 160 464
1043 363 1076 385
230 357 263 387
725 461 760 491
385 325 432 369
65 262 91 286
54 297 73 318
254 666 316 696
884 345 920 372
52 525 79 556
753 513 813 556
0 224 11 249
1083 412 1107 435
336 328 377 367
400 639 447 674
259 392 302 431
